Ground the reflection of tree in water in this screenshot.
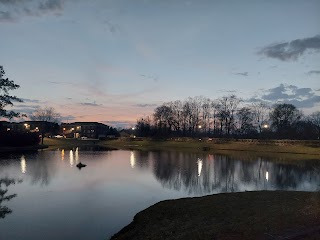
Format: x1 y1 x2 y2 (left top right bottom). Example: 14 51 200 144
0 177 21 219
133 151 150 169
135 151 320 195
27 152 57 186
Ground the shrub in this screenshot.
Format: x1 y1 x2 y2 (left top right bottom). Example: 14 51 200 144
0 132 40 147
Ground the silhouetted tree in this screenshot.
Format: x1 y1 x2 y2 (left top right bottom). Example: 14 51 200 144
270 103 302 138
30 107 61 144
309 111 320 139
237 107 257 137
0 177 20 219
251 101 270 133
0 66 24 119
215 95 241 136
136 117 152 137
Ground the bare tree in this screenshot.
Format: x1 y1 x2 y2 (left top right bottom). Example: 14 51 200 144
30 107 61 122
251 101 270 133
309 111 320 139
215 95 241 136
30 107 61 144
237 107 256 136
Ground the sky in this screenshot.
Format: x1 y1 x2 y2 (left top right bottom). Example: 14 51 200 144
1 0 320 128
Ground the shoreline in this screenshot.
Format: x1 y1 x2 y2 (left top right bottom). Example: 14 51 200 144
2 138 319 160
0 144 48 153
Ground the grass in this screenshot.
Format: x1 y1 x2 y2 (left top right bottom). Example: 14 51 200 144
100 138 320 154
43 138 100 150
42 138 320 161
111 191 320 240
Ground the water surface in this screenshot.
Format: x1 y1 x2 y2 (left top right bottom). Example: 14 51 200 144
0 149 319 240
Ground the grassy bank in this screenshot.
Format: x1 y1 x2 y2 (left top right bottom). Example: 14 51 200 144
111 191 320 240
42 138 320 161
100 138 320 155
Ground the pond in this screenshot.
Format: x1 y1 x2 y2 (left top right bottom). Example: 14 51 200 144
0 148 320 240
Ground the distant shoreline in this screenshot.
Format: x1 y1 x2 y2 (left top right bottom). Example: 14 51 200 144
40 138 320 161
0 144 48 153
2 138 319 158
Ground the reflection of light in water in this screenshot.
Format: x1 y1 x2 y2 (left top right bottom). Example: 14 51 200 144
70 150 74 167
266 171 269 181
197 158 203 177
61 149 65 161
20 155 27 174
130 151 135 168
75 147 79 163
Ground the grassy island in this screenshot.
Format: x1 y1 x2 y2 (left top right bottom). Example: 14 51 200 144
111 191 320 240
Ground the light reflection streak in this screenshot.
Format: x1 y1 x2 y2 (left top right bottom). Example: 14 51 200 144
20 155 26 174
70 150 74 167
61 149 65 161
130 151 135 168
75 147 79 163
197 158 203 177
266 171 269 181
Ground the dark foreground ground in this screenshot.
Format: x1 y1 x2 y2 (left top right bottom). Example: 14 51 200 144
111 191 320 240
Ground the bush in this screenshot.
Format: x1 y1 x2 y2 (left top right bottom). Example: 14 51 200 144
0 132 40 147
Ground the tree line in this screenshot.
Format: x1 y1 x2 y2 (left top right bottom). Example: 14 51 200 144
135 95 320 140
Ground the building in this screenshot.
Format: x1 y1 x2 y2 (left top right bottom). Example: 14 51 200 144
60 122 116 139
0 121 59 135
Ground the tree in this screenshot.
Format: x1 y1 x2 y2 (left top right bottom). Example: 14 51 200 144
0 66 24 119
136 116 152 137
309 111 320 139
0 177 20 219
237 107 256 137
30 107 61 122
30 107 61 144
251 101 270 133
215 95 241 136
270 103 302 138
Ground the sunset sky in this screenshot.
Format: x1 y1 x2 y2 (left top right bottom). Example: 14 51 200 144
1 0 319 128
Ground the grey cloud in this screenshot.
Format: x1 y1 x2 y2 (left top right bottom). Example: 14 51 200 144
79 102 102 107
134 103 157 108
0 0 26 4
0 11 15 22
11 107 37 115
307 70 320 75
48 80 71 85
261 84 290 100
234 72 248 77
20 98 40 103
259 35 320 61
104 19 118 34
39 0 63 12
140 74 159 82
0 0 65 22
14 104 39 109
60 115 76 121
102 121 134 129
219 89 237 93
248 84 320 108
